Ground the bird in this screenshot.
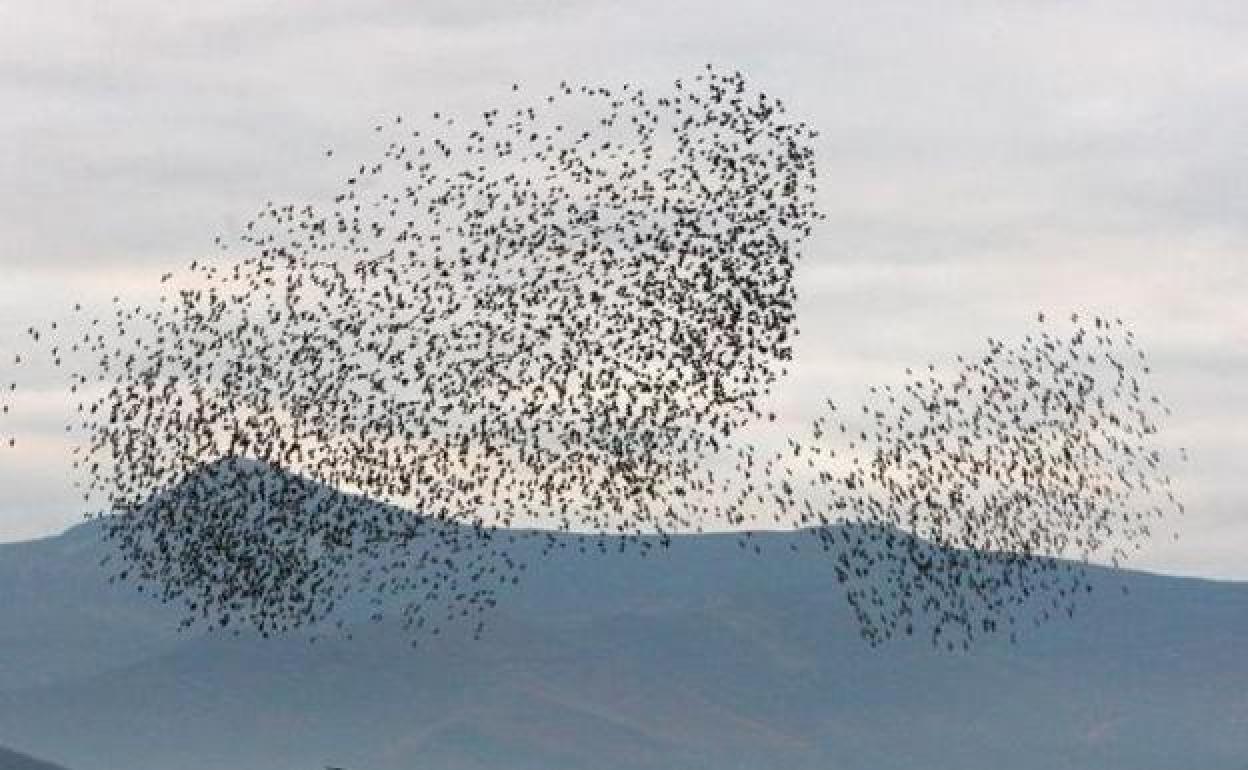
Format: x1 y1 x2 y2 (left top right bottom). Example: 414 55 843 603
0 66 1185 652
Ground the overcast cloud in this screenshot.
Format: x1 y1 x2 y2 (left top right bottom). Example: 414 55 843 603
1 0 1244 578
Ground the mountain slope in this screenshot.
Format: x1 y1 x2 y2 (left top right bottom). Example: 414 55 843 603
0 474 1246 770
0 745 70 770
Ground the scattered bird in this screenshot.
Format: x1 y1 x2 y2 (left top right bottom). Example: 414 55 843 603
0 66 1184 650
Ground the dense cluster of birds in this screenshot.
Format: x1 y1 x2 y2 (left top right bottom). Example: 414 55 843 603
793 315 1183 647
0 66 1184 649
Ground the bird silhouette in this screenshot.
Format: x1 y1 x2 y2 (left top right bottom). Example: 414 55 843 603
0 66 1185 650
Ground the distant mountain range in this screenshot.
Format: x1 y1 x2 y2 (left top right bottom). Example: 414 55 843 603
1 465 1246 770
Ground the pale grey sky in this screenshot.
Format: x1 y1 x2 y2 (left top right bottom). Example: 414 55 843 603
1 0 1244 578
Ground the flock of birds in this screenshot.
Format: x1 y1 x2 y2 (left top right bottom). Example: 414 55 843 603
0 66 1184 650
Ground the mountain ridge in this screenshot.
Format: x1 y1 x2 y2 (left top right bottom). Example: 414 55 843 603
1 465 1245 770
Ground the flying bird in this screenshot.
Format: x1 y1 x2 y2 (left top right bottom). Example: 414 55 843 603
0 67 1185 651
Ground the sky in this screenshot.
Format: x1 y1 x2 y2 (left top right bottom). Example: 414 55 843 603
0 0 1244 579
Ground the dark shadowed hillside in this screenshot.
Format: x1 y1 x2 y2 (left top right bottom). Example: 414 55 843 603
0 744 70 770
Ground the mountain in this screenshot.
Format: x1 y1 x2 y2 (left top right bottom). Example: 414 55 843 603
0 466 1246 770
0 745 70 770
